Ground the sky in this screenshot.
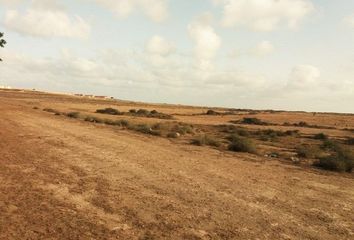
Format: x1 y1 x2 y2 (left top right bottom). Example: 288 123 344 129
0 0 353 113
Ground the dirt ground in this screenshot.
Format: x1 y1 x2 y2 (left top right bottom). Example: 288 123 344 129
0 90 353 240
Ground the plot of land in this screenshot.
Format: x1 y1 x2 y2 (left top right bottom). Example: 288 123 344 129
0 89 353 239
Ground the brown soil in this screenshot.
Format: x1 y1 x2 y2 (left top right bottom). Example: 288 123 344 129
0 89 353 240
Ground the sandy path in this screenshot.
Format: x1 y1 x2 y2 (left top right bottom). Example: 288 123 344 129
0 99 353 239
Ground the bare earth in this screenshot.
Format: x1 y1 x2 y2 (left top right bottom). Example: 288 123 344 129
0 90 353 240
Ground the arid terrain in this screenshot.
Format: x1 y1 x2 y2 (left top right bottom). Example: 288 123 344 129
0 89 353 240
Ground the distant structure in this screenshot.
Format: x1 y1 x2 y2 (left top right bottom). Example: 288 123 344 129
94 96 110 99
73 93 110 99
0 86 12 89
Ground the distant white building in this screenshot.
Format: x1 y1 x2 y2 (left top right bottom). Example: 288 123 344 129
0 86 12 89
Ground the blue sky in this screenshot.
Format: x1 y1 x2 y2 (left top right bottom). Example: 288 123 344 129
0 0 353 113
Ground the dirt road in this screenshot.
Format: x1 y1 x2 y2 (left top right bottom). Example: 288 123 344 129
0 93 353 239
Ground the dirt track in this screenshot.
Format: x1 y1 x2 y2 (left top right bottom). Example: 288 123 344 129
0 91 353 239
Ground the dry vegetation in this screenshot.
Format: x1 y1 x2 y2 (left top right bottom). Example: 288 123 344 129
0 89 353 239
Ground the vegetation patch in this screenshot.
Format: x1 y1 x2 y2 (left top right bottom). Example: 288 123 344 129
85 116 104 123
315 145 354 172
43 108 58 113
67 112 80 118
96 108 122 115
296 144 322 159
191 134 221 147
255 129 299 141
227 135 256 153
231 117 270 126
284 121 335 130
313 133 328 140
206 109 220 115
345 137 354 145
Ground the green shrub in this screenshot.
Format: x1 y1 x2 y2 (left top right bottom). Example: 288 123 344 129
96 108 121 115
313 133 328 140
67 112 80 118
191 135 221 147
315 145 354 172
227 135 256 153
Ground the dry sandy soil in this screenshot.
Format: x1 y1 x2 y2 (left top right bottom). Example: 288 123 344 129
0 89 353 240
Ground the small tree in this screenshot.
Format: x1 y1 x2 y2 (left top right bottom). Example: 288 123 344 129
0 32 6 61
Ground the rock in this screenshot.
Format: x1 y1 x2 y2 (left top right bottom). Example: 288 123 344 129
291 157 300 164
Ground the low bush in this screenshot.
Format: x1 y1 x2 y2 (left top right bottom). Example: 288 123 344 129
117 119 129 127
255 129 292 141
206 109 220 115
43 108 57 113
129 124 161 136
172 124 194 135
239 117 269 125
315 145 354 172
227 135 256 153
313 133 328 140
33 106 39 110
85 116 103 123
67 112 80 118
284 130 300 136
295 121 309 127
96 108 121 115
321 139 339 150
191 135 221 147
345 137 354 145
129 109 137 113
296 145 322 159
137 109 150 115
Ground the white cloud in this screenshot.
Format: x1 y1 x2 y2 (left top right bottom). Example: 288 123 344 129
93 0 168 22
146 35 175 56
4 2 90 39
287 65 320 89
251 41 275 56
217 0 314 31
188 13 221 70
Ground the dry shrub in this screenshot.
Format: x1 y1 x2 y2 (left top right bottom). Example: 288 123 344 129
227 135 256 153
67 112 80 118
315 145 354 172
296 144 322 159
96 108 122 115
191 135 221 147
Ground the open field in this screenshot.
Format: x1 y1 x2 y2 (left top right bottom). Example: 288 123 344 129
0 89 353 239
